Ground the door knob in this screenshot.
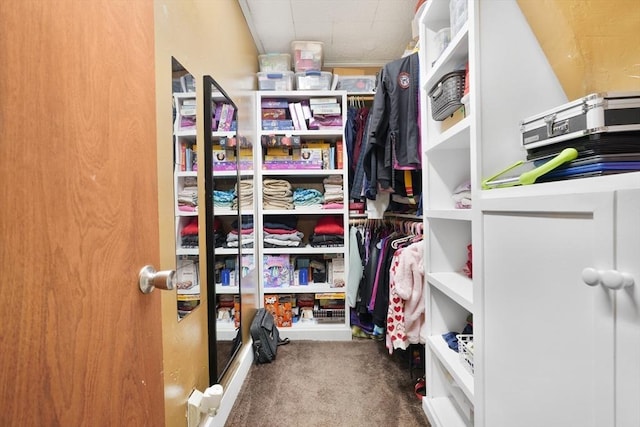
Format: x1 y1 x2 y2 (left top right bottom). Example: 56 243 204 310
139 265 176 294
581 268 634 290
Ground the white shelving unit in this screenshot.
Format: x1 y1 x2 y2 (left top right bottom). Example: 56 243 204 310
173 92 201 319
418 1 575 426
418 1 475 424
208 91 251 337
253 90 352 341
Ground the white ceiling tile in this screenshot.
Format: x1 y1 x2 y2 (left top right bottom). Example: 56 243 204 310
240 0 416 67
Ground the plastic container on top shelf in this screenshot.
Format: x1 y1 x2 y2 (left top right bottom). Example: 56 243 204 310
434 27 451 59
336 75 376 93
449 0 468 38
257 71 295 91
291 40 324 72
258 53 292 72
295 70 332 91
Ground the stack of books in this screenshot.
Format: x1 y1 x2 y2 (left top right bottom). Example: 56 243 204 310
308 97 342 130
313 292 345 324
261 98 294 130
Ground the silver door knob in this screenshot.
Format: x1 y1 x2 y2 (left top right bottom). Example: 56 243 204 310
139 265 176 294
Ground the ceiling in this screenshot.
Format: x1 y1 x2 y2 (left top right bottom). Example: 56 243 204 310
237 0 418 68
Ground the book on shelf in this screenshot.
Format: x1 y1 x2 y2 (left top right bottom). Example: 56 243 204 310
261 98 289 109
218 103 235 131
300 141 331 169
331 257 345 288
310 103 341 115
179 143 186 171
262 108 287 120
176 257 199 295
309 97 338 105
308 114 342 130
300 100 312 120
296 148 323 164
214 102 223 125
179 141 197 172
336 140 344 169
315 292 345 300
294 102 308 130
262 120 294 131
288 103 301 130
180 105 196 116
263 254 292 288
266 146 292 160
217 103 229 131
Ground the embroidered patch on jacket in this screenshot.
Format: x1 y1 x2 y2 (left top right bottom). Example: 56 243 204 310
398 72 410 89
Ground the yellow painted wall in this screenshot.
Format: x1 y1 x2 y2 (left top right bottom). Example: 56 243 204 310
153 1 258 426
518 0 640 100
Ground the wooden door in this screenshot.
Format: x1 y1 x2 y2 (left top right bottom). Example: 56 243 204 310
0 1 166 425
481 191 616 427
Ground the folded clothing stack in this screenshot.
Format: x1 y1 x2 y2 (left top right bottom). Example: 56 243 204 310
309 215 344 247
263 215 303 248
263 178 293 210
322 175 343 209
180 217 199 248
234 179 254 210
227 217 255 248
177 176 198 212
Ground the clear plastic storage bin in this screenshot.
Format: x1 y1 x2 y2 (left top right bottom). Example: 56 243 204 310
258 53 292 72
449 0 468 38
257 71 294 91
291 41 324 72
336 75 376 93
295 71 332 91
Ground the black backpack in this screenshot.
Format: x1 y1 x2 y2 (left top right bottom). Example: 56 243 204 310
250 308 290 364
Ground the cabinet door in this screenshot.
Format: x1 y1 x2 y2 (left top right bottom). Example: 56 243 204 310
615 189 640 427
481 192 615 427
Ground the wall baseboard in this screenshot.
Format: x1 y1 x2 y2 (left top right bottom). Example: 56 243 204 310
202 341 253 427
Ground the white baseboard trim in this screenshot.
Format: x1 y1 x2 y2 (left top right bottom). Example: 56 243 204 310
202 341 253 427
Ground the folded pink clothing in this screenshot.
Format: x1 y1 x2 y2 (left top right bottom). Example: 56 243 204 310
263 227 300 235
229 228 254 235
322 203 344 209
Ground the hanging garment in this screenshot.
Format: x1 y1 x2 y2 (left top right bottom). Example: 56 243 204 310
363 52 420 195
394 240 426 345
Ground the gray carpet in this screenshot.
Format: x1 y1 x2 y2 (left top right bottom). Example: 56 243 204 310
225 339 430 426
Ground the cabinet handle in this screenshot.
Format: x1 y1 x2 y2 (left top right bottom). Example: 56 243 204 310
138 265 176 294
581 268 634 290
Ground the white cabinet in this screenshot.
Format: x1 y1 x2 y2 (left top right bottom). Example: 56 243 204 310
253 90 352 341
482 190 615 427
481 183 640 427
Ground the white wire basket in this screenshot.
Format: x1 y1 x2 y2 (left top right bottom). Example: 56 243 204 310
456 334 474 374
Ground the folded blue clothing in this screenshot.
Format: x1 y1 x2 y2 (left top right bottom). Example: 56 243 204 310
213 189 236 202
442 332 459 352
293 188 323 202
